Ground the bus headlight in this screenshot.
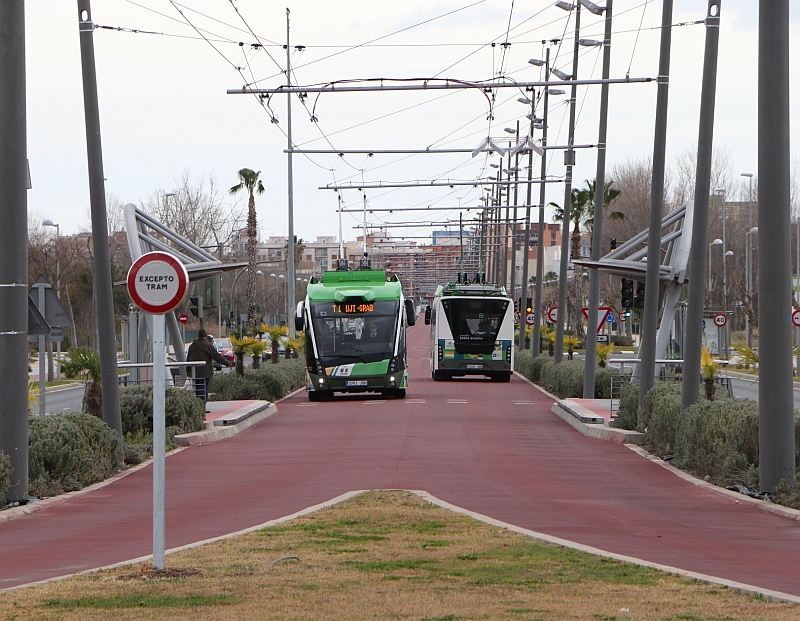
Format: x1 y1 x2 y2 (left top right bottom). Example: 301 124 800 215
389 376 396 384
318 378 325 385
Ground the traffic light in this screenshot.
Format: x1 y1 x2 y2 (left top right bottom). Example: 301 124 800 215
526 297 533 313
514 298 520 314
189 295 203 319
635 281 645 308
610 238 617 252
621 279 634 309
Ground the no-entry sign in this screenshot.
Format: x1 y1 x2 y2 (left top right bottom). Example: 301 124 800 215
127 252 189 314
547 306 558 323
178 313 189 324
792 309 800 328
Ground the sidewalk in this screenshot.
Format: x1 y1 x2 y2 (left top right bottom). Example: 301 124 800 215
175 399 277 446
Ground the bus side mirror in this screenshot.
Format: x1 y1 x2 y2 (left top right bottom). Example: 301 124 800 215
405 299 416 326
424 307 431 325
294 301 305 333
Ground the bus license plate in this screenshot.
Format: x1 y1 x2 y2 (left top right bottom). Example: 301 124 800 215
466 364 483 369
346 380 368 387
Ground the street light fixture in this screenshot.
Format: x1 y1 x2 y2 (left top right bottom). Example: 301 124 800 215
579 0 605 15
555 1 575 10
547 88 566 96
503 127 516 134
551 68 572 81
528 58 545 66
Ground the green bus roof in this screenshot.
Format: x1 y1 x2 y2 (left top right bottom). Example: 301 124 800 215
307 270 402 303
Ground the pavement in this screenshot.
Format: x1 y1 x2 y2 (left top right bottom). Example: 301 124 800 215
3 330 800 604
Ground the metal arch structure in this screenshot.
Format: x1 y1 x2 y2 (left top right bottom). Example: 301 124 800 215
573 201 693 376
123 203 246 370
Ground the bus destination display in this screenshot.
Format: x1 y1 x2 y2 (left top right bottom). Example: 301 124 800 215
332 303 374 314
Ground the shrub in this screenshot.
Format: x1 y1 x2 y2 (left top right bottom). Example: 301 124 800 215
119 385 205 437
610 335 633 347
28 413 122 497
210 358 306 402
0 451 11 503
615 381 639 430
673 398 760 486
641 382 683 456
514 349 535 379
593 366 620 399
538 359 584 398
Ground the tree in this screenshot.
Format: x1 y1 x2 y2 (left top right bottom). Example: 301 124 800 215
229 169 265 328
551 179 623 261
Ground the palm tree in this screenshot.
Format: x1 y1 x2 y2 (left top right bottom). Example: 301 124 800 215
551 179 624 261
229 169 265 329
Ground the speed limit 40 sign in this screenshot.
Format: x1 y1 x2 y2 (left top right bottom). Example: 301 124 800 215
713 313 727 328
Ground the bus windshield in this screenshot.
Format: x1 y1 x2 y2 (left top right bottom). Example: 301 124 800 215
310 300 399 361
441 297 508 351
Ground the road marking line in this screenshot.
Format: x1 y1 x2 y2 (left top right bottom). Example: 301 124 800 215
296 403 318 407
364 401 386 405
514 401 534 405
447 399 468 404
406 399 426 404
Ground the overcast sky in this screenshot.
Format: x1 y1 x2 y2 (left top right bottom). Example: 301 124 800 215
24 1 798 243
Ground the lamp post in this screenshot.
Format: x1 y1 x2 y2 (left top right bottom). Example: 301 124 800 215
708 238 722 306
230 268 262 329
42 219 61 380
746 226 758 348
741 173 754 347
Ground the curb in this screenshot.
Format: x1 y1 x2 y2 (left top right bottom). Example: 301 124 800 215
174 402 278 446
625 444 800 525
551 402 645 444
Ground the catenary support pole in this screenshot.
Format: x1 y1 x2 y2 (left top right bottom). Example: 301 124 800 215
681 1 721 415
519 93 536 352
584 1 614 398
637 0 673 417
533 47 551 358
77 0 122 435
554 3 581 363
286 9 296 338
0 0 30 502
757 0 794 492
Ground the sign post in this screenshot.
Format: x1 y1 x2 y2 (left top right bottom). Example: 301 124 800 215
127 252 188 571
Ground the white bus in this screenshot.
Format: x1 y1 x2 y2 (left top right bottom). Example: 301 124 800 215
425 280 514 382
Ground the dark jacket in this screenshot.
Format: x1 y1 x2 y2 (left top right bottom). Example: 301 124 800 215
187 337 230 379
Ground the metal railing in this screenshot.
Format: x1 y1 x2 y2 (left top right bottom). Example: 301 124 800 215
607 358 733 416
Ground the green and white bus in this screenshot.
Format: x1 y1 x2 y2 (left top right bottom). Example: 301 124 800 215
425 280 514 382
295 265 416 401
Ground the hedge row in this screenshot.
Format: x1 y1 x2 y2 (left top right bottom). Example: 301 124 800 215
28 413 123 497
120 385 205 437
210 358 306 402
0 451 10 501
514 350 619 399
618 381 800 497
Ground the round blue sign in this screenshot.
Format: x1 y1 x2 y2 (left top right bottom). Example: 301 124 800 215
606 312 616 323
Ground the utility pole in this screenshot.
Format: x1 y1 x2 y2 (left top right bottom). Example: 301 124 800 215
681 1 721 416
638 0 673 417
519 90 536 352
0 0 30 502
554 2 581 363
584 0 614 398
286 9 296 338
533 47 551 358
758 0 794 492
77 0 122 435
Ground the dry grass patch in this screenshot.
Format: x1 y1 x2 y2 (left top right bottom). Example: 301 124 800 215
1 490 798 620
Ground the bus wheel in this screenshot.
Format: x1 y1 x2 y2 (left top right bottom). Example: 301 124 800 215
394 388 406 399
308 391 321 402
432 371 446 381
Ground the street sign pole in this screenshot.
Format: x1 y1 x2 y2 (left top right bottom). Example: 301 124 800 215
152 312 166 569
127 251 189 571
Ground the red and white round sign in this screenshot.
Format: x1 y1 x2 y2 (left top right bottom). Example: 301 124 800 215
127 252 189 314
713 313 727 327
178 313 189 324
547 306 558 323
792 309 800 328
